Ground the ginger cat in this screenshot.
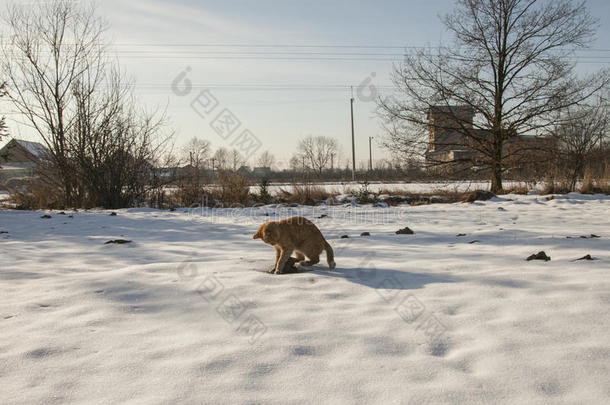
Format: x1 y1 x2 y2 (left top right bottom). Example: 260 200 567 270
253 216 336 274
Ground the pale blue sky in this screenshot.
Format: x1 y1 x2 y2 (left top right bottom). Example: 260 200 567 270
4 0 610 168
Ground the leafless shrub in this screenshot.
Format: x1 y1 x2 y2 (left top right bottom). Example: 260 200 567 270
1 1 172 209
551 102 609 190
278 182 331 205
216 172 250 206
9 178 64 210
498 184 530 195
173 184 203 208
580 160 610 194
541 173 573 195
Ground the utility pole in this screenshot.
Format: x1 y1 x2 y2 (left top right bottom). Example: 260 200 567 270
368 136 374 171
600 94 606 151
350 87 356 181
330 153 335 171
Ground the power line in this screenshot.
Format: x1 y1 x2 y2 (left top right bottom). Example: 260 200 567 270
111 43 414 49
105 55 610 64
7 40 610 52
105 43 610 53
112 51 408 56
9 54 609 63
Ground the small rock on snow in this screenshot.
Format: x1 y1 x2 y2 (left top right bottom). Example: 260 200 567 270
396 227 414 235
104 239 132 245
527 251 551 261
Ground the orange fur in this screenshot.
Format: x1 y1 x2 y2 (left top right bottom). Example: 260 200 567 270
253 216 335 274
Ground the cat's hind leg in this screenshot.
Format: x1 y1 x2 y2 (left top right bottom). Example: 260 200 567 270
294 251 306 262
301 254 320 266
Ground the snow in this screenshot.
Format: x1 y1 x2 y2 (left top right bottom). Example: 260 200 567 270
0 164 34 171
1 194 609 404
248 180 539 195
14 139 48 159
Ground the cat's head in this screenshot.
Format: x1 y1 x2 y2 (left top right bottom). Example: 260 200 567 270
253 222 278 244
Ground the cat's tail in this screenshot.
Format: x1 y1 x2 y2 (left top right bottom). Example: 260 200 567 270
324 240 336 269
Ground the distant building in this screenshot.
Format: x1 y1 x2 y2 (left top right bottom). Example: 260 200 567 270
0 139 50 181
237 165 251 175
0 139 49 165
425 106 554 173
252 166 272 178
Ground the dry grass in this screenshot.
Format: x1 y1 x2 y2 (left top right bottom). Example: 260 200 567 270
277 183 332 205
498 184 530 195
173 184 207 207
168 172 252 208
9 181 64 210
215 172 251 206
373 187 468 205
580 166 610 194
541 181 572 195
541 172 573 195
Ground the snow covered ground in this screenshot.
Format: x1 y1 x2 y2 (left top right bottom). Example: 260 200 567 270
247 180 539 196
1 194 609 404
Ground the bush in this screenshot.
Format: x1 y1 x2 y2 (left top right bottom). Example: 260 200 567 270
174 183 208 207
216 172 250 206
277 182 331 205
9 180 64 210
352 181 379 204
541 169 573 195
256 178 272 204
498 184 530 195
541 180 572 195
580 165 610 194
463 190 496 202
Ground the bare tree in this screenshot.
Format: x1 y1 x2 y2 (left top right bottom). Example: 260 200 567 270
177 137 211 197
213 147 229 171
182 137 211 169
2 1 170 208
379 0 609 192
1 0 107 205
289 154 302 172
296 135 338 176
551 100 610 189
0 81 7 143
256 150 275 168
229 148 245 172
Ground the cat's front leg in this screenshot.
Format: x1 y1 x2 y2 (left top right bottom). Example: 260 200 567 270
268 245 281 273
274 246 293 274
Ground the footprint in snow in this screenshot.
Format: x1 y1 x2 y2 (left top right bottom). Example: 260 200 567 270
428 340 450 357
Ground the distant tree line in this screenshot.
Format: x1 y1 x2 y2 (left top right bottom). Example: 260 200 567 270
2 0 609 210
